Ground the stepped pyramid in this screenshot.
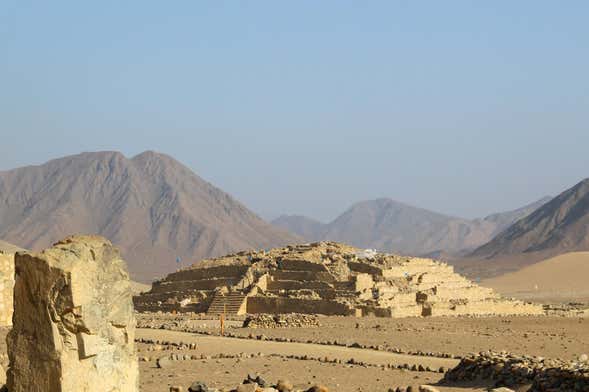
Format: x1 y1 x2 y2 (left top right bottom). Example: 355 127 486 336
134 242 542 317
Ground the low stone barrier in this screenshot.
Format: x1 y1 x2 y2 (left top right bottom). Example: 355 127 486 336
443 351 589 391
242 313 320 328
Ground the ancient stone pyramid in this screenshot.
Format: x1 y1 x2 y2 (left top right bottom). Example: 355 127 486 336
134 242 542 317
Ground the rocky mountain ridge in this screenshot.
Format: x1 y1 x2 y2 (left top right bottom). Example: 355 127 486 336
0 151 298 281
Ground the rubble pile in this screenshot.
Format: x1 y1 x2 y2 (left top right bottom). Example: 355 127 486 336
242 313 320 328
444 351 589 391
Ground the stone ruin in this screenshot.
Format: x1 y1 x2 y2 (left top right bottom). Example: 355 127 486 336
134 241 542 317
0 251 15 326
7 235 138 392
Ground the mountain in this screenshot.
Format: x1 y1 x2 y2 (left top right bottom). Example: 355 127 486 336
473 196 552 238
271 215 325 241
0 151 298 282
0 240 25 253
471 178 589 259
273 197 550 257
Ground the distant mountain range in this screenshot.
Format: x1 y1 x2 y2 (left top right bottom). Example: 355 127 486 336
0 151 298 281
273 197 551 257
2 149 588 283
471 178 589 259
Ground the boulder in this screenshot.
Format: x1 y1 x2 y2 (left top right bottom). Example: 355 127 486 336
306 386 329 392
235 384 258 392
188 381 209 392
276 379 293 391
7 235 138 392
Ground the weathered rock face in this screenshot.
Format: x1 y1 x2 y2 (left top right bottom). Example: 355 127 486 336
0 252 15 326
7 235 138 392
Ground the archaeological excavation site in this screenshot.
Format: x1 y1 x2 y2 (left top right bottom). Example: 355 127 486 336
134 241 542 318
0 238 588 392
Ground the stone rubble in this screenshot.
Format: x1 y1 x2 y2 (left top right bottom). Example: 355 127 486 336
242 313 320 328
443 350 589 391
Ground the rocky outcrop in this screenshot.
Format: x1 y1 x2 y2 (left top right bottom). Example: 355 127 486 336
7 235 138 392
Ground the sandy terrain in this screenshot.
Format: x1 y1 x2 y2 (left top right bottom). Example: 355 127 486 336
135 313 587 391
482 251 589 302
0 315 589 392
137 329 466 392
139 314 589 361
2 313 587 391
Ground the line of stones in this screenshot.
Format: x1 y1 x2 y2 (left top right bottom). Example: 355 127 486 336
136 325 460 360
135 337 448 373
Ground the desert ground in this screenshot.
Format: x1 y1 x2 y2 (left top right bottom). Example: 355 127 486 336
138 313 587 391
4 312 581 391
482 252 589 303
1 302 588 391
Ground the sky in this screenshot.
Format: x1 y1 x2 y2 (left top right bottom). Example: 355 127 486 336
1 1 588 222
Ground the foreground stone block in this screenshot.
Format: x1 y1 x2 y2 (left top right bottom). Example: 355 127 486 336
0 252 15 326
7 235 138 392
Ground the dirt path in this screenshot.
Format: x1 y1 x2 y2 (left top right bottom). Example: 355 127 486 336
136 328 459 369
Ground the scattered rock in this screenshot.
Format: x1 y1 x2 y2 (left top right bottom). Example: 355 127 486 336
243 314 320 329
235 384 258 392
188 381 209 392
305 385 329 392
157 356 171 369
445 350 589 391
276 379 293 391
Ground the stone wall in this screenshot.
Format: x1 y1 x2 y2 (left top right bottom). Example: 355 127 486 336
134 262 252 312
0 252 15 326
246 296 353 316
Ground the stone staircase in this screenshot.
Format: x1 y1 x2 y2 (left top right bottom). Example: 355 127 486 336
207 292 247 315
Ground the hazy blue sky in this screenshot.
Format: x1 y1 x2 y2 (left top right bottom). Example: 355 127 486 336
1 1 588 222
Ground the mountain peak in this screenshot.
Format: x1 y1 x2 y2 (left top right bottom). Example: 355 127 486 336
471 178 589 259
0 152 298 282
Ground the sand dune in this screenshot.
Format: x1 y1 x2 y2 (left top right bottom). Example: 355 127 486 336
482 252 589 302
